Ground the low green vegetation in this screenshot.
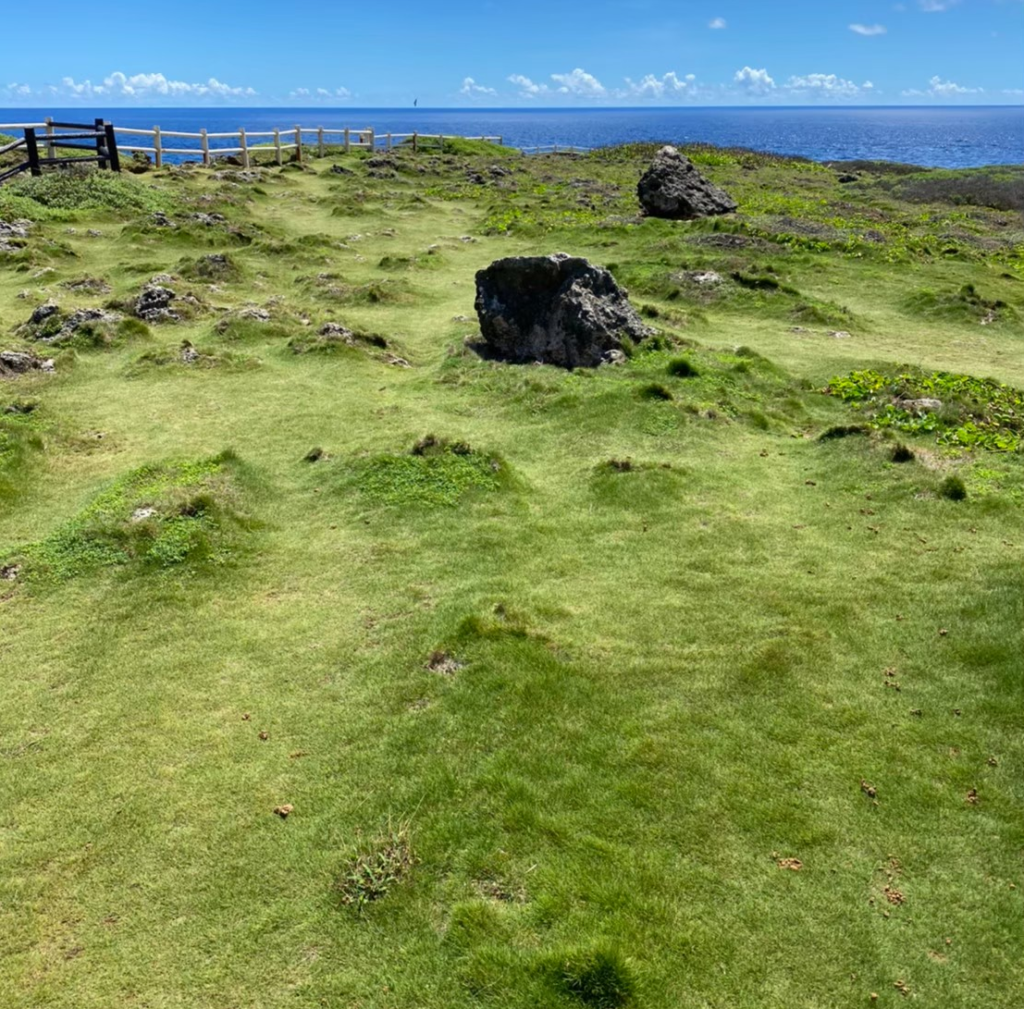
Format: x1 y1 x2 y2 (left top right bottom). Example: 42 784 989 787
1 142 1021 1009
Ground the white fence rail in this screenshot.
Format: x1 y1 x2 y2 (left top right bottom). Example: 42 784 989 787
1 120 504 168
3 118 592 169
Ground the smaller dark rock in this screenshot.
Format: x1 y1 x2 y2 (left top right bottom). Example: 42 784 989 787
638 146 738 220
135 285 178 322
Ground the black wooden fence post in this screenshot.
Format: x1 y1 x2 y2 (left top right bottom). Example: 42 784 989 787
94 117 108 169
24 128 41 176
103 122 120 172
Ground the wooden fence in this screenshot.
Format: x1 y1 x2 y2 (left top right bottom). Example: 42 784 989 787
2 117 594 175
110 126 505 167
0 119 120 182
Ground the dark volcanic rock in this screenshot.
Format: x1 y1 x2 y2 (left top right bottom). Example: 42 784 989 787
135 285 178 322
637 146 738 220
474 253 650 368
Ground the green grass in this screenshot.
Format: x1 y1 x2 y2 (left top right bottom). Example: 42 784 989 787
0 148 1022 1009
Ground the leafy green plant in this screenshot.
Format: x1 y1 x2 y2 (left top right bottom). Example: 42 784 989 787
825 368 1024 452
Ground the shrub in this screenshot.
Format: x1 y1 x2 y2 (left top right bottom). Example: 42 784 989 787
891 443 915 464
0 168 175 218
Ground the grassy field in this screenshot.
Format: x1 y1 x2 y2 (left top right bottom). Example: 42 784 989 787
1 141 1022 1009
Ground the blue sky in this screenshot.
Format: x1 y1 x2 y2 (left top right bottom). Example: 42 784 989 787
1 0 1021 106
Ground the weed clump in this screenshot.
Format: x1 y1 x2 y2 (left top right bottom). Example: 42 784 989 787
666 357 700 378
546 944 637 1008
891 443 916 464
336 824 415 909
939 474 968 501
639 382 674 401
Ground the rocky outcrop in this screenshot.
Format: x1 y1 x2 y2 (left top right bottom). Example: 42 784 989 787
135 285 178 322
20 304 122 344
1 350 55 377
474 253 650 368
637 146 737 220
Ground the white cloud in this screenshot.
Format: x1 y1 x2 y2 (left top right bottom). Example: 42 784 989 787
786 73 867 97
849 23 887 36
459 77 496 98
902 75 983 96
551 67 607 97
1003 88 1024 96
507 73 549 98
290 86 351 101
734 66 776 94
623 71 691 99
919 0 960 10
709 17 727 29
8 70 259 103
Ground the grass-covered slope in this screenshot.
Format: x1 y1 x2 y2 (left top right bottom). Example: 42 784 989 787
0 144 1021 1009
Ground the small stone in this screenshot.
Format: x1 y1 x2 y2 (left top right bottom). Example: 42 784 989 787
130 507 157 523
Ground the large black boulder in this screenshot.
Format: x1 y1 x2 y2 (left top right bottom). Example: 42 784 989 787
637 146 738 220
474 253 650 368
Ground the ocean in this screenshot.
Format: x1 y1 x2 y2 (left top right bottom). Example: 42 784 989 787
2 106 1022 169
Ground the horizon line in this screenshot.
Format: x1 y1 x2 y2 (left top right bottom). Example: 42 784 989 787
1 103 1022 113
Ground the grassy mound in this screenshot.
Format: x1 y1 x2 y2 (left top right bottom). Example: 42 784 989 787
348 436 511 507
9 451 251 582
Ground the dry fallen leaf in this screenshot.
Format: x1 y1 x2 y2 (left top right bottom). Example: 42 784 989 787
273 804 294 819
861 779 877 799
258 730 269 741
241 713 251 721
777 858 803 871
965 788 979 805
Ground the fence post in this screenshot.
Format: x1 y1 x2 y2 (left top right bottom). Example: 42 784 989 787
344 127 350 153
24 128 41 176
200 129 210 167
44 117 54 161
273 128 282 166
239 127 249 169
295 126 302 163
368 127 375 151
438 134 444 153
318 126 324 158
153 126 163 169
104 122 120 172
93 118 108 169
386 132 392 151
498 136 503 146
412 132 418 153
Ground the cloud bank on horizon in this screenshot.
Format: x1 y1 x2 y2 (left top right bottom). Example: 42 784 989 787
1 0 1021 107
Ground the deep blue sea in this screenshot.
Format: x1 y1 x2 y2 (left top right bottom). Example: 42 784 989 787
2 106 1022 168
